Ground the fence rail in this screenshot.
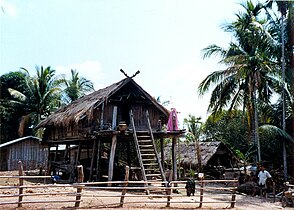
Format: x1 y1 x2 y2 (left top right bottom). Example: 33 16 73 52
0 161 238 208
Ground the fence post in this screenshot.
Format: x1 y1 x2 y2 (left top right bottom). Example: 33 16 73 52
18 161 24 207
75 165 84 207
166 181 172 207
120 165 130 207
199 173 204 208
231 179 236 208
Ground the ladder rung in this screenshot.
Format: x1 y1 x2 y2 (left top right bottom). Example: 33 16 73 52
138 140 152 142
144 163 158 166
141 154 155 156
140 149 154 152
142 159 156 161
137 135 151 138
146 174 161 177
139 145 153 148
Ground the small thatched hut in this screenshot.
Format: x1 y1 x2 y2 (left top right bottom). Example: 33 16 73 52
0 136 48 171
37 75 184 183
164 141 239 179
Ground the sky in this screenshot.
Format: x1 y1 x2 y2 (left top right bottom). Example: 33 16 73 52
0 0 246 127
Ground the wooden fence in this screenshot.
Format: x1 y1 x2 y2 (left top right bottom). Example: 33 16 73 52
0 162 238 209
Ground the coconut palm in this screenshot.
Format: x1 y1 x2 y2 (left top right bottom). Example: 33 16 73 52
8 66 62 136
184 115 202 171
198 1 281 163
264 0 294 180
62 69 94 103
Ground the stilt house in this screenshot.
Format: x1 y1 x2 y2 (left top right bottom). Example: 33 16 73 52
37 74 184 182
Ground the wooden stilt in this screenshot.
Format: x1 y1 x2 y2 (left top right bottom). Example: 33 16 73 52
96 140 101 181
75 142 82 166
47 145 51 176
108 135 117 186
172 137 177 182
120 165 130 207
89 140 97 181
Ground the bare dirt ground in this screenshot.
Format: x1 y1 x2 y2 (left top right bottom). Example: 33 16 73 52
0 171 291 210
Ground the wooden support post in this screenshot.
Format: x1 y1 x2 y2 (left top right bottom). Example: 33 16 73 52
96 140 101 181
127 141 131 166
47 145 51 176
231 181 236 208
75 165 84 207
112 106 117 129
108 135 117 186
75 142 82 166
199 176 204 208
160 138 164 171
120 165 130 207
18 161 24 207
273 182 276 203
100 102 105 129
89 140 97 181
166 181 172 207
172 137 177 184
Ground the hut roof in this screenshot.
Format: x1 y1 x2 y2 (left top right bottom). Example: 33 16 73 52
37 77 169 128
0 136 42 148
164 141 235 167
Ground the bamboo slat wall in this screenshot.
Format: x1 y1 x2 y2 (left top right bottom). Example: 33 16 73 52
3 140 48 171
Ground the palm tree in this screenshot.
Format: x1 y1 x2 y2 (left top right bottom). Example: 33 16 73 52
198 1 280 163
62 69 94 103
8 66 62 136
184 115 202 171
264 0 294 181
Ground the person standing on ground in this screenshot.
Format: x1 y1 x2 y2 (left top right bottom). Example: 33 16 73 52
258 164 272 197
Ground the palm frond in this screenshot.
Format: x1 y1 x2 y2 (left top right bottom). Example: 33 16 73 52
8 88 27 101
259 124 293 142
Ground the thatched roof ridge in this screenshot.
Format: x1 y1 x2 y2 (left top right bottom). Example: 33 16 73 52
164 141 232 167
37 77 169 128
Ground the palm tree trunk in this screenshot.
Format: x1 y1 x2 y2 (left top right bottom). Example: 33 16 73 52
252 82 261 162
281 14 288 181
288 4 294 178
195 140 202 172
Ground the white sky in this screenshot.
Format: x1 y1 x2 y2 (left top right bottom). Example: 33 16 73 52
0 0 253 127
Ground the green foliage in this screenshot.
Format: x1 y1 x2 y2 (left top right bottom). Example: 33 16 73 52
183 114 202 142
61 69 95 103
202 110 250 154
0 71 28 143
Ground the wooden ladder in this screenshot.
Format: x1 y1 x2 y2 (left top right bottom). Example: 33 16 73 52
129 110 166 194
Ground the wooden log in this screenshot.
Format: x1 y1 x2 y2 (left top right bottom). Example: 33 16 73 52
120 165 130 207
75 165 84 207
18 161 24 207
108 135 117 186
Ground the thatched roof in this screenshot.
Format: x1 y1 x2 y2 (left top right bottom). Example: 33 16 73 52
37 77 169 128
163 141 235 167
